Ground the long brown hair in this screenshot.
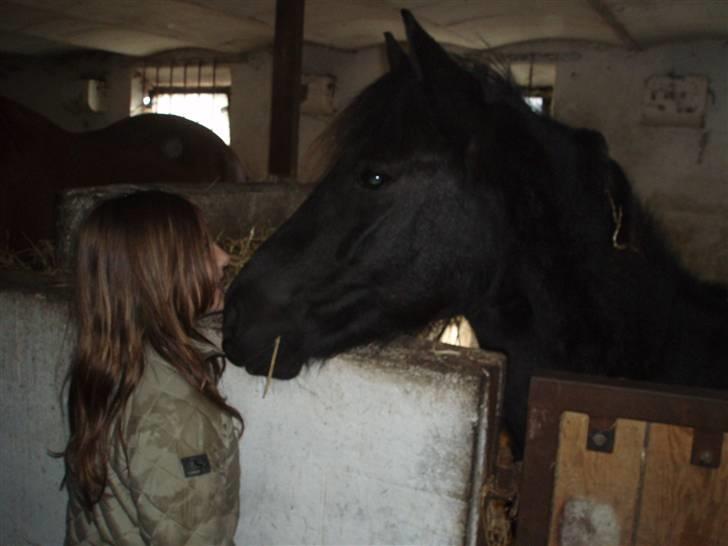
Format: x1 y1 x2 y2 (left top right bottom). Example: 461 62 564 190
64 190 241 507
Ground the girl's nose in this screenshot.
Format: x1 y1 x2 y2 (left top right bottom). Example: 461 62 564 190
213 243 231 269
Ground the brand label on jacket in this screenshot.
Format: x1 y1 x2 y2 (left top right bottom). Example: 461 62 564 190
180 454 211 477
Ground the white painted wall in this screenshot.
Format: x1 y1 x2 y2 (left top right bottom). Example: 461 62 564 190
0 284 71 545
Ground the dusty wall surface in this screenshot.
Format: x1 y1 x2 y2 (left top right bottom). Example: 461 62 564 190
0 274 503 546
0 51 132 131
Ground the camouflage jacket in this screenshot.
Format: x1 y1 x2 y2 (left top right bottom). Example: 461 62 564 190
65 339 242 545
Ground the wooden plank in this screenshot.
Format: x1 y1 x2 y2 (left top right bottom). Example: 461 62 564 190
518 373 728 546
635 424 728 546
547 412 646 546
268 0 305 178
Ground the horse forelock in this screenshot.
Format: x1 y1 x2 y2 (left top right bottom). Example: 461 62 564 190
312 48 541 185
313 69 459 180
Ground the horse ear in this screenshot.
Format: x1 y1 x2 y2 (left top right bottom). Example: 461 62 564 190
401 10 480 100
401 10 483 138
384 32 408 72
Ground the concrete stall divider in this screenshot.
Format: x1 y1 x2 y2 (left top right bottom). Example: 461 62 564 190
55 182 314 268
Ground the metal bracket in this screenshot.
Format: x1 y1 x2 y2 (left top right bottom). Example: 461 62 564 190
690 429 723 469
586 416 617 453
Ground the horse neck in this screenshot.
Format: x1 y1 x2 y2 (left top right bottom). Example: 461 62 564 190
466 237 728 388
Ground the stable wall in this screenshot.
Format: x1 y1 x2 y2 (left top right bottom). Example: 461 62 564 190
0 51 132 130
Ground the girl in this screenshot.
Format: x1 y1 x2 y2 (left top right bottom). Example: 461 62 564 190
63 191 242 545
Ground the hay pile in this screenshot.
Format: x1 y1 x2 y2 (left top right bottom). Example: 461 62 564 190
0 227 274 280
217 227 275 287
0 239 60 275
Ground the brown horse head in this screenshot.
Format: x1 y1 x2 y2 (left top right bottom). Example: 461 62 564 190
0 96 245 251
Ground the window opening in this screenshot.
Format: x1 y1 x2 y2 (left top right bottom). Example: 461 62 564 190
525 95 544 113
133 61 231 144
152 91 230 144
522 90 552 115
497 56 554 116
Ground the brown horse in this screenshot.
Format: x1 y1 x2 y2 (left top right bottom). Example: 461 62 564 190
0 96 246 251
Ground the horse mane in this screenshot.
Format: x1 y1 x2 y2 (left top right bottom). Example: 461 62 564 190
460 71 728 378
311 64 452 181
313 51 728 380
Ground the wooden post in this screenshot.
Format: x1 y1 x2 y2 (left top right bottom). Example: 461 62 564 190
268 0 305 179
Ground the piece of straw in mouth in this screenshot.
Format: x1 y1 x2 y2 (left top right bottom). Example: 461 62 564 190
263 336 281 398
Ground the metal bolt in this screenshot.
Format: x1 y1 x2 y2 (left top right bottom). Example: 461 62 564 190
699 450 714 466
591 432 608 448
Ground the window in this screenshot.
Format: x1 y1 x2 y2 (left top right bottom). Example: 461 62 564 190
133 62 231 144
507 60 554 116
524 95 544 113
523 91 552 115
151 91 230 144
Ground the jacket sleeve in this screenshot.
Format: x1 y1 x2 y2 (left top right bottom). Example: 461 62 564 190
124 394 241 546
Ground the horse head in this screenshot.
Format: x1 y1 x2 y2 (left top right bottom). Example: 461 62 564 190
222 11 618 380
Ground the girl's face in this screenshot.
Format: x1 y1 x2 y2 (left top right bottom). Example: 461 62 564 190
210 242 231 312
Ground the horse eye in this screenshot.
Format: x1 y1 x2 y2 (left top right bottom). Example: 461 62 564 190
360 170 392 188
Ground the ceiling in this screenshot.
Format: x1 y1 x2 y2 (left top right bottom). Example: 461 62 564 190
0 0 727 58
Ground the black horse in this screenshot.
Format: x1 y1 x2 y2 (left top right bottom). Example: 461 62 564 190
223 11 728 451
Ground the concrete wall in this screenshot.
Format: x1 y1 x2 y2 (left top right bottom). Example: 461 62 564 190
0 274 503 546
0 51 132 131
0 277 71 545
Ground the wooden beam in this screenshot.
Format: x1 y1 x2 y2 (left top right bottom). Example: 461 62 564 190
586 0 642 51
268 0 305 179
